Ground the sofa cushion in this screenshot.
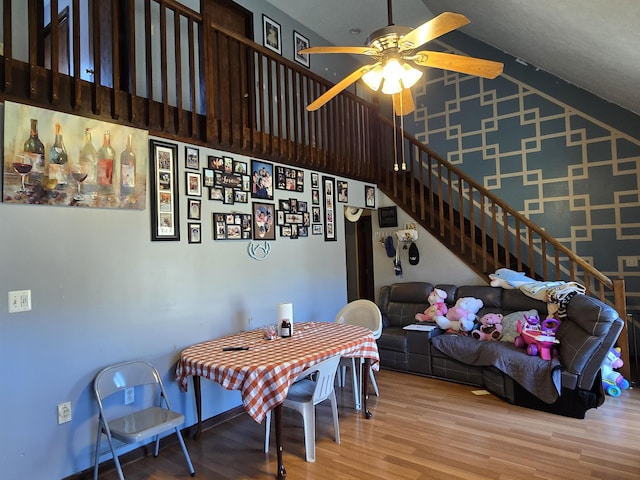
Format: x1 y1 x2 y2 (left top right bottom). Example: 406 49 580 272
376 326 408 353
383 282 433 328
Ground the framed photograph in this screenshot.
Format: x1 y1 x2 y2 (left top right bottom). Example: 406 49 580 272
185 146 199 170
234 160 248 175
203 168 214 187
323 176 336 241
223 156 234 173
188 223 201 244
209 155 224 170
312 189 320 205
251 159 274 200
253 202 276 240
209 186 224 201
312 224 323 235
311 172 319 189
337 180 348 203
263 14 281 55
365 185 376 208
312 206 321 223
293 30 310 68
187 198 201 220
186 171 202 197
150 140 179 241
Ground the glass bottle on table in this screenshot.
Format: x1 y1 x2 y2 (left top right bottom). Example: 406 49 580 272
280 319 292 338
23 118 45 186
48 123 69 189
97 130 115 194
119 134 136 197
79 128 98 194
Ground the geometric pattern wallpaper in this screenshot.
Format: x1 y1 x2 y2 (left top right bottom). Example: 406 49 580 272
410 39 640 315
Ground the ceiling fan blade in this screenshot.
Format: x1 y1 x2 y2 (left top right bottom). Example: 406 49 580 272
413 51 504 79
392 88 415 116
307 64 376 111
399 12 470 52
299 46 378 56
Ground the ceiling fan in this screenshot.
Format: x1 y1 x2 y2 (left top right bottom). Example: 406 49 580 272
299 0 504 115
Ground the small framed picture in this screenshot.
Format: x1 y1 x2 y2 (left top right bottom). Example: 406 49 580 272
185 146 199 170
293 30 310 68
337 180 348 203
209 155 224 170
234 160 248 175
312 224 323 235
186 171 202 197
187 198 201 220
188 223 201 244
209 186 224 201
251 159 274 200
263 14 281 55
203 168 214 187
311 172 319 189
365 185 376 208
312 189 320 205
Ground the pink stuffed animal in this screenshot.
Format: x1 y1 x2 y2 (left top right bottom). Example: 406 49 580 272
415 288 448 323
471 313 503 341
437 297 483 333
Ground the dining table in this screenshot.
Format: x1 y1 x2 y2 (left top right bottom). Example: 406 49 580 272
175 321 380 479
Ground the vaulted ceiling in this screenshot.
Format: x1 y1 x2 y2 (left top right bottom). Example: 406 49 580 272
265 0 640 115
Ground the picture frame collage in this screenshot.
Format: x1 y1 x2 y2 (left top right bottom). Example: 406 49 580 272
213 212 253 240
207 154 251 205
276 198 310 239
275 165 304 192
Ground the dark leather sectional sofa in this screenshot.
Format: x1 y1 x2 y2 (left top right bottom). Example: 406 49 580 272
376 281 624 418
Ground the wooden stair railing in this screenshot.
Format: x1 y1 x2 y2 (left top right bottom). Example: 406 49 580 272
1 0 629 377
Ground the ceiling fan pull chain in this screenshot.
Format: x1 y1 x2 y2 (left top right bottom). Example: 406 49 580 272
400 93 407 171
393 102 399 172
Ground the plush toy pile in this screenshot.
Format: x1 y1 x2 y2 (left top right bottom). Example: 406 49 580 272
436 297 483 333
415 288 448 323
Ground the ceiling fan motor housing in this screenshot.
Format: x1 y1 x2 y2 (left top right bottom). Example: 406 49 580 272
367 25 413 53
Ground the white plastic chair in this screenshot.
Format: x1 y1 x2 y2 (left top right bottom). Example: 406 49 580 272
334 299 383 409
264 355 341 462
93 360 195 480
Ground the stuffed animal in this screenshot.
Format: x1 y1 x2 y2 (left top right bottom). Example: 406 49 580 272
471 313 503 341
489 268 536 289
437 297 483 333
415 288 448 323
601 347 630 397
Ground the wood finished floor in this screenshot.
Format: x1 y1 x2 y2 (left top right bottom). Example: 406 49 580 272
97 369 640 479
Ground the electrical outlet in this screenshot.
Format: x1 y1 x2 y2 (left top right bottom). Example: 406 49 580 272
124 387 134 405
57 402 72 424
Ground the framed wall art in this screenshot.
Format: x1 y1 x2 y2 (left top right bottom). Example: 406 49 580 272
337 180 348 203
150 139 179 241
365 185 376 208
213 212 252 240
293 30 310 67
253 202 276 240
187 198 201 220
203 168 214 187
263 15 281 55
275 165 304 192
322 176 336 241
188 223 201 244
186 171 201 197
3 101 148 210
251 159 273 200
185 146 199 169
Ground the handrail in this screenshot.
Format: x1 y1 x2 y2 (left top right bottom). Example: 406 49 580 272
0 0 628 377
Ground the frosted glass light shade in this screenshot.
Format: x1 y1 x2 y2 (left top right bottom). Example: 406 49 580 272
362 59 423 95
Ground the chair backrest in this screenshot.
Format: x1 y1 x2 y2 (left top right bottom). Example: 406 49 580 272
94 360 165 406
334 299 383 340
309 355 341 404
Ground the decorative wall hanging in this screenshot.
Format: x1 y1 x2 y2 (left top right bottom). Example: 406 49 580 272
253 202 276 240
3 101 148 209
248 241 271 261
293 30 310 68
262 14 281 55
365 185 376 208
150 139 179 241
185 147 199 170
275 165 304 192
323 176 336 241
251 159 274 200
213 212 252 240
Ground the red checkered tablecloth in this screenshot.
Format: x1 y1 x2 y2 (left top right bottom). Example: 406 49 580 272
175 321 379 422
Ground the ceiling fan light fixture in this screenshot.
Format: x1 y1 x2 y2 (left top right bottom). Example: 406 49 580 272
362 65 384 91
400 62 423 89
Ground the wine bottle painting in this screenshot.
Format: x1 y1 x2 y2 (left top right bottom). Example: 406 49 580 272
2 101 148 210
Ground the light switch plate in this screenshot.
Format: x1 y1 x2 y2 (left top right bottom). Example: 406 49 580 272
8 290 31 313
